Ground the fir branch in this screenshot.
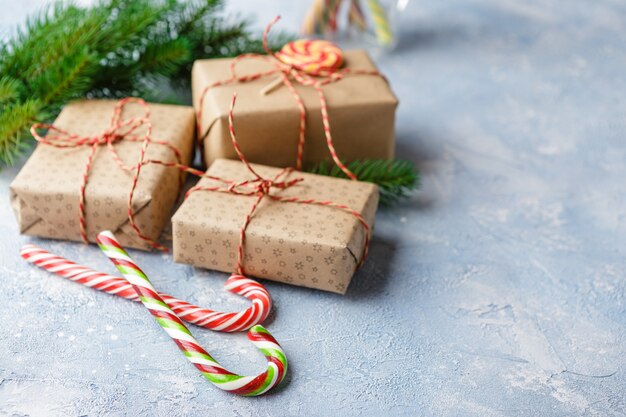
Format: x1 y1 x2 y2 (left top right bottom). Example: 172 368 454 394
34 47 97 106
4 4 86 80
94 0 167 54
0 100 42 165
138 38 192 76
309 159 420 206
23 9 103 80
0 77 22 103
0 0 283 166
176 0 222 36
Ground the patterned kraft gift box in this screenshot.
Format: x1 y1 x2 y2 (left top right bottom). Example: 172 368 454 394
172 159 379 294
10 100 195 250
192 50 398 169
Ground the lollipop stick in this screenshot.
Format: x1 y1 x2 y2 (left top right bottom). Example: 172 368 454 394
260 76 284 96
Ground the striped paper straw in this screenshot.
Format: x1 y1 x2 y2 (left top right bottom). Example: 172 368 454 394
366 0 394 45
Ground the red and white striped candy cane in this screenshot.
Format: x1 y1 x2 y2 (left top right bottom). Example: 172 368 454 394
95 231 287 396
20 244 271 332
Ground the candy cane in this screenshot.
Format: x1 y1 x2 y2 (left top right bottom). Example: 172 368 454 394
20 244 271 333
95 230 287 396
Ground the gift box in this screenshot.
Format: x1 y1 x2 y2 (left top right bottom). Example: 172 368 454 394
192 50 398 169
10 99 195 250
172 159 379 294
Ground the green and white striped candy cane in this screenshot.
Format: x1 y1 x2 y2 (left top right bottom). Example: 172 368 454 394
96 231 287 396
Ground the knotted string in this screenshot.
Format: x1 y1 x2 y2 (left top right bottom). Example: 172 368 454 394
189 93 371 276
196 15 386 179
30 98 187 248
32 94 371 273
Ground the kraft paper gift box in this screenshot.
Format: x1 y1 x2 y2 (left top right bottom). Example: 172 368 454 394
192 50 398 169
172 159 379 294
10 100 195 250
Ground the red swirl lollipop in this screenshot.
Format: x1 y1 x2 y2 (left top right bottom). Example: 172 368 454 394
261 39 345 96
276 39 344 75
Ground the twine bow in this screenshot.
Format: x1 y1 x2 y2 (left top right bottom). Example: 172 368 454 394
31 93 371 274
197 15 385 180
30 15 375 276
31 98 186 248
190 93 371 276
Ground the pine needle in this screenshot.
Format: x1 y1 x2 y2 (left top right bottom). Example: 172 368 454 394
139 38 192 76
0 100 42 165
0 77 22 103
308 159 420 206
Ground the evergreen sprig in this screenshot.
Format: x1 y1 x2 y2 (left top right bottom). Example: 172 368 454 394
309 159 419 206
1 0 418 205
0 0 277 164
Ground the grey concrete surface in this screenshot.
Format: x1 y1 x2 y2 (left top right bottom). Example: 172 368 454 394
1 1 625 416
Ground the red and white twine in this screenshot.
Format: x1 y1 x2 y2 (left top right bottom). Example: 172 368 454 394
196 15 386 178
28 17 373 277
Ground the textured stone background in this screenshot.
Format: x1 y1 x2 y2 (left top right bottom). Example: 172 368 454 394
1 1 626 416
